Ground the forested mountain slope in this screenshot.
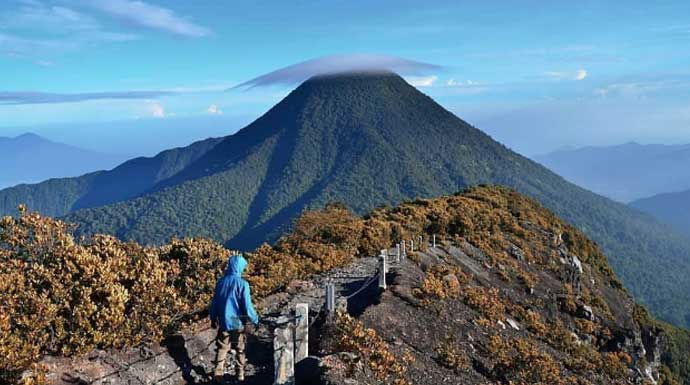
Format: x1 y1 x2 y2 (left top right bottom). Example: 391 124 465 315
57 74 690 324
0 137 222 217
631 190 690 237
5 72 690 328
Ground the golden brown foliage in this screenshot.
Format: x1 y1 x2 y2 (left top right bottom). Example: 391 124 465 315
361 186 620 288
413 264 467 302
0 208 230 382
464 286 506 322
523 309 548 337
246 202 363 297
602 351 633 379
1 203 371 383
334 312 412 385
435 336 471 374
488 334 566 385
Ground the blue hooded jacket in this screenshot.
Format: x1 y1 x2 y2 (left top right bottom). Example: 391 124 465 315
209 254 259 330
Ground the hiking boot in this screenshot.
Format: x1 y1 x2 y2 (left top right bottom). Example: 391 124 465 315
213 374 225 384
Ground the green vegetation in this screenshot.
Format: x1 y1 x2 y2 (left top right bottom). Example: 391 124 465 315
2 72 690 329
632 189 690 237
6 186 690 384
0 137 221 217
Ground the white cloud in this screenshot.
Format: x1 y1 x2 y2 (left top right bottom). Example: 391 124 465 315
544 71 567 79
594 82 662 98
447 78 478 86
406 75 438 87
34 59 54 67
0 90 175 105
0 32 77 57
148 101 165 118
80 0 211 38
590 73 690 99
575 69 588 80
234 54 443 89
0 1 136 62
206 104 223 115
2 2 136 40
545 69 588 81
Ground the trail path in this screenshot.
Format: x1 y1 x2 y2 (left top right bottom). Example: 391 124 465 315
41 253 384 385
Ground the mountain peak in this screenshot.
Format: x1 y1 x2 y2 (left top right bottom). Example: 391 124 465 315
15 132 42 140
1 132 46 142
299 70 409 90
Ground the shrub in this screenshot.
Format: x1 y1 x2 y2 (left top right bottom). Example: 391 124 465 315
0 204 365 383
488 335 566 384
0 208 229 382
334 312 412 385
464 286 506 322
436 336 471 374
413 264 466 302
602 351 632 379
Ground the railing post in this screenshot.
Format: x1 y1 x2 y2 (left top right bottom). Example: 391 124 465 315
433 234 436 248
411 239 415 252
325 283 336 314
378 254 387 290
274 317 295 385
396 243 401 262
295 303 308 363
380 250 389 273
418 235 423 249
401 240 406 257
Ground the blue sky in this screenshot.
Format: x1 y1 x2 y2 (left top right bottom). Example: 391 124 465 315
1 0 690 155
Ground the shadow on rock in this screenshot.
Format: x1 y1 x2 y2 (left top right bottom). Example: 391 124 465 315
164 334 210 384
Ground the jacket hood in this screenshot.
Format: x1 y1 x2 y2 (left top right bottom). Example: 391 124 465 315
225 254 247 277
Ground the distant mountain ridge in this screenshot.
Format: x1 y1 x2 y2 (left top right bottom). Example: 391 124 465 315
631 189 690 236
4 73 690 327
533 141 690 202
0 136 222 217
0 133 127 190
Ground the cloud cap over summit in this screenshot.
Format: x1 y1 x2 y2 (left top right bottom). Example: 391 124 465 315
233 54 443 89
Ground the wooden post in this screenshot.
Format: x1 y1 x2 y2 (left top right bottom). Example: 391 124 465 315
411 239 415 252
433 234 437 248
295 303 308 363
378 254 387 290
401 240 406 257
274 317 295 385
396 243 401 262
325 283 336 313
418 235 423 248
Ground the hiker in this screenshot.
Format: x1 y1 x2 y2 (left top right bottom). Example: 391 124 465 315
209 254 259 382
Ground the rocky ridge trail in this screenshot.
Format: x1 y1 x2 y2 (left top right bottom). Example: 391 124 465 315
36 235 663 385
34 252 383 385
27 186 674 385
